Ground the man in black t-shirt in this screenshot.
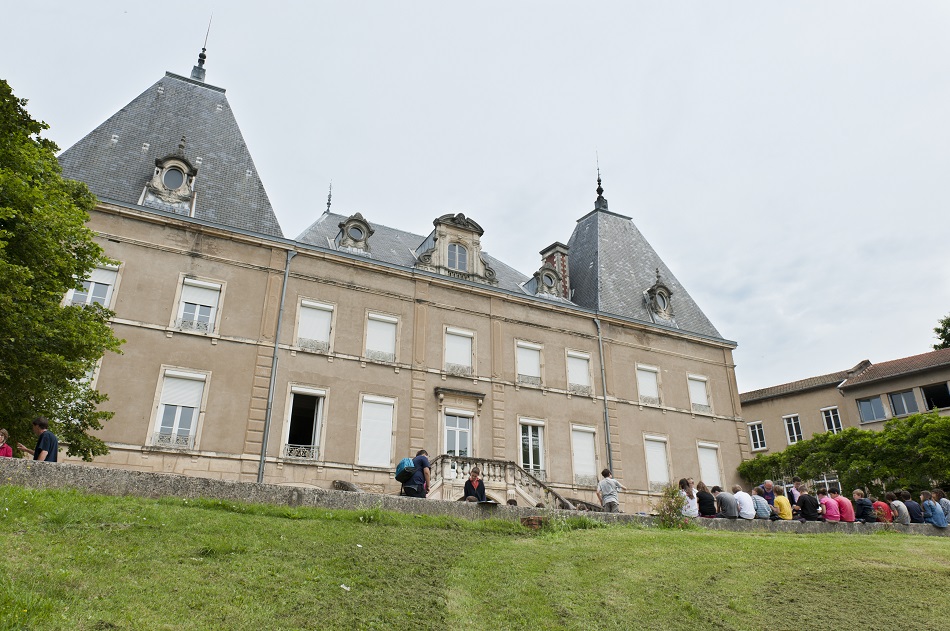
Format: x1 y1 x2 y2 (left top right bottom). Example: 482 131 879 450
16 417 58 462
794 487 821 521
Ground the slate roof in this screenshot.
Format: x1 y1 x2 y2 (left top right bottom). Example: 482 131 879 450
566 198 724 340
839 348 950 389
59 72 283 237
295 212 531 294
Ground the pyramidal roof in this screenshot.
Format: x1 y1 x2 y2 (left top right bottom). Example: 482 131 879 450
59 66 283 237
567 188 724 341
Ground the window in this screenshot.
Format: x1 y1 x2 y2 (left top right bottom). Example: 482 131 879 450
687 375 711 414
636 365 660 406
357 395 394 467
697 443 722 488
858 396 887 423
447 243 467 271
567 351 591 395
297 300 334 352
922 383 950 409
644 436 670 492
365 313 397 362
154 370 206 449
176 278 221 334
570 426 597 486
784 415 803 444
68 266 118 307
520 419 545 480
888 390 918 417
748 422 766 451
444 327 474 376
822 407 842 434
444 411 472 460
516 341 542 386
283 386 325 459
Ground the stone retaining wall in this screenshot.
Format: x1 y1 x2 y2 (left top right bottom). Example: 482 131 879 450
2 459 947 536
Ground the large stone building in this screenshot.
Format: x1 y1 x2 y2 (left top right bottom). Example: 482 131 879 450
740 347 950 455
57 52 748 511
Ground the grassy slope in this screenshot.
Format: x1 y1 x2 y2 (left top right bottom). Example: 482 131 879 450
2 486 949 631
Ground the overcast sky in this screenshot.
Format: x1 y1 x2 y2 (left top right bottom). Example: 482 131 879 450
3 2 949 393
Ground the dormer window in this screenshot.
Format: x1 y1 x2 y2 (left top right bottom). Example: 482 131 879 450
336 213 374 254
541 272 556 288
414 214 497 285
448 244 467 271
140 138 198 216
162 166 185 190
646 268 674 320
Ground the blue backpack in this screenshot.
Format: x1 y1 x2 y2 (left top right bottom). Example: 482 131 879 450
395 457 416 483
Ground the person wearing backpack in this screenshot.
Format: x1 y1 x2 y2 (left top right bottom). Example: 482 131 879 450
402 449 431 498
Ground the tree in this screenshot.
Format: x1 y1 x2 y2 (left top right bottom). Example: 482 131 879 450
934 313 950 350
0 79 123 460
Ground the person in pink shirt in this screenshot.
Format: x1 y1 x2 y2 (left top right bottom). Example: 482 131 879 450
817 488 840 522
0 429 12 458
830 488 855 522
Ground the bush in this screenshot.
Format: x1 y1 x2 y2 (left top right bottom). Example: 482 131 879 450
652 485 692 529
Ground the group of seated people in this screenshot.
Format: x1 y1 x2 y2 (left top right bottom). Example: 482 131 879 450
677 477 950 528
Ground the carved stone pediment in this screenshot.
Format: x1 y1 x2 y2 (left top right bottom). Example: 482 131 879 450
435 213 484 236
414 213 497 286
645 268 674 319
142 137 198 216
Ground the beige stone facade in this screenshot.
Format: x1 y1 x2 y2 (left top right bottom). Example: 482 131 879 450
73 200 748 513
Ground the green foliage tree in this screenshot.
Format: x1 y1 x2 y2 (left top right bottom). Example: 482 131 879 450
934 313 950 350
737 410 950 496
0 79 123 460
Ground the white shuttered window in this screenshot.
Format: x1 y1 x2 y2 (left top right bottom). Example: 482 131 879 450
358 396 394 467
644 437 670 491
571 427 597 486
697 443 722 488
298 301 333 351
365 313 397 361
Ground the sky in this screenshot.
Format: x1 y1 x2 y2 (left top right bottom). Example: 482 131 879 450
3 1 949 393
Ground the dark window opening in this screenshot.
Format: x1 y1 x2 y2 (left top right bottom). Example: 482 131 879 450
922 383 950 410
286 394 322 458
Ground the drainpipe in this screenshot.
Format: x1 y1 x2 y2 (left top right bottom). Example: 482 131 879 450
258 249 297 483
593 317 613 472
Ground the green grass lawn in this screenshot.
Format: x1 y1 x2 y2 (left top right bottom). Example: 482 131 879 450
2 485 949 631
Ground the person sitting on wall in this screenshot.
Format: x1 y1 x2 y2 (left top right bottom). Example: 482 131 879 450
902 490 924 524
793 487 821 522
733 485 755 520
750 486 772 519
711 486 738 519
463 467 487 502
933 489 950 521
678 478 699 518
830 488 855 523
0 429 13 458
695 481 717 518
921 491 948 528
870 495 892 523
772 486 793 520
788 476 804 505
852 489 876 523
886 492 911 525
816 488 840 522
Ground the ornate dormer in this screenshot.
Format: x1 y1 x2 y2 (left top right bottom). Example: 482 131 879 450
645 268 674 321
140 136 198 216
335 212 374 255
523 242 571 300
415 213 498 285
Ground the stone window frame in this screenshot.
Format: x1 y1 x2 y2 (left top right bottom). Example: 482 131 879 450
636 363 661 407
295 298 337 354
687 373 712 415
169 274 226 337
516 340 544 387
145 365 211 451
363 311 399 363
280 384 329 461
355 393 397 469
443 326 476 377
565 349 592 396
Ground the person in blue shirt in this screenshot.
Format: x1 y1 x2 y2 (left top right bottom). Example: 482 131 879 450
16 417 58 462
921 491 948 528
401 449 431 498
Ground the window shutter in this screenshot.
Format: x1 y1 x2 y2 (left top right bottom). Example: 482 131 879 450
697 445 721 488
567 355 590 387
571 428 596 478
298 304 332 343
358 400 394 467
181 282 220 309
517 346 541 378
160 376 205 408
644 439 670 486
366 317 397 355
444 332 473 367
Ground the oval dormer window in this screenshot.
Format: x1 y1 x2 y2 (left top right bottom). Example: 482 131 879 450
655 292 668 311
541 272 556 288
163 166 185 190
347 225 364 241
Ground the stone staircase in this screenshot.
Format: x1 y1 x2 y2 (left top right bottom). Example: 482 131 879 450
428 455 575 509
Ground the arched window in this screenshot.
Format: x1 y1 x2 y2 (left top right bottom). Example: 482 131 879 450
448 243 467 271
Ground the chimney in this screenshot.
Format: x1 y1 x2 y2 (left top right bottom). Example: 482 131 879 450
539 242 570 299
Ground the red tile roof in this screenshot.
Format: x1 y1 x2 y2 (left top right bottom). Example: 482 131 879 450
739 366 858 404
839 347 950 389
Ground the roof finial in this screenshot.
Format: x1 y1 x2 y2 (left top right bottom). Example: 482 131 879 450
190 16 213 81
326 182 333 213
594 153 608 210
